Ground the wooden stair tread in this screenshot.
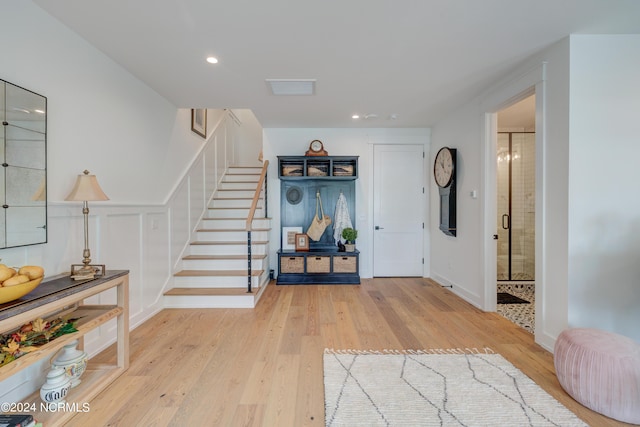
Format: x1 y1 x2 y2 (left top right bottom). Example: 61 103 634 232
195 228 270 232
190 240 268 245
182 254 266 260
202 217 272 220
212 197 263 200
175 269 264 276
164 287 258 296
207 207 257 210
225 172 260 175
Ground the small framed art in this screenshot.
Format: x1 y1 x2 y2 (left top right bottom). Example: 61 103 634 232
295 233 310 251
191 108 207 138
282 226 303 250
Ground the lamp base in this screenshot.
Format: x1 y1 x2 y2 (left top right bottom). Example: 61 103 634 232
70 264 105 281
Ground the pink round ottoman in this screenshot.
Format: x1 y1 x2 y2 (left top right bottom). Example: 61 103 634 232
554 328 640 424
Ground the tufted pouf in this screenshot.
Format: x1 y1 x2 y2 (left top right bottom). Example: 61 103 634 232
554 328 640 424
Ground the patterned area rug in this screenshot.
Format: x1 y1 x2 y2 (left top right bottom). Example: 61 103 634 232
324 349 586 427
497 292 530 304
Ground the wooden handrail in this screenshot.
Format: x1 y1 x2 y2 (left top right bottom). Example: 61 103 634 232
246 160 269 231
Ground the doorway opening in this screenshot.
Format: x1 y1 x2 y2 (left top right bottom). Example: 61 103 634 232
496 95 535 332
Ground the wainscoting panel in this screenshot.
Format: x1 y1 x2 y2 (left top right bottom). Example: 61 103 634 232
189 156 206 232
169 179 192 270
144 211 171 306
205 139 218 202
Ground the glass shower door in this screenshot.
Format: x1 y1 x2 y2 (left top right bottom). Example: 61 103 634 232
497 132 535 281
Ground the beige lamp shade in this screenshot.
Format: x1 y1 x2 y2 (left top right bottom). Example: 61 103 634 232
65 170 109 201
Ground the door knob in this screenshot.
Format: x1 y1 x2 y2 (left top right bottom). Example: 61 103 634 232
375 225 384 230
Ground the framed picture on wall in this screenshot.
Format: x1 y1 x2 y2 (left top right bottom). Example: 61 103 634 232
282 226 303 250
191 109 207 138
295 233 310 252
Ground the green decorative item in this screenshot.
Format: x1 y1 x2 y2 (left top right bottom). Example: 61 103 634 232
0 317 79 368
342 228 358 252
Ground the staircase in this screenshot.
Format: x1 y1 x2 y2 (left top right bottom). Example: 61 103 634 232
164 166 271 308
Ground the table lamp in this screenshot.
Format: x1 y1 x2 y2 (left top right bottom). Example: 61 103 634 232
65 170 109 279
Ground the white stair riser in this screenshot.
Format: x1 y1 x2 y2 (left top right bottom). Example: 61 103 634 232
207 208 251 218
200 218 270 228
219 182 259 190
164 295 256 309
195 230 269 242
216 189 263 199
174 275 262 288
210 198 263 208
189 243 269 256
227 167 263 174
182 258 265 270
223 174 261 182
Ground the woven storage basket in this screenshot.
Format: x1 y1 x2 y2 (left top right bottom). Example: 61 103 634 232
281 165 303 176
281 256 304 273
307 256 330 273
333 256 357 273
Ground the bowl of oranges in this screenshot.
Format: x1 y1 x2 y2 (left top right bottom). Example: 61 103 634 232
0 265 45 304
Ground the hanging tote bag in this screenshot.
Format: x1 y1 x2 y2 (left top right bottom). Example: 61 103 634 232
307 192 332 241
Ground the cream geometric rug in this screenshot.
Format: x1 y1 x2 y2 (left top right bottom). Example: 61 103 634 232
324 349 587 427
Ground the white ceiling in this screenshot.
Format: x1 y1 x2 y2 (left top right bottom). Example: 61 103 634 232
34 0 640 128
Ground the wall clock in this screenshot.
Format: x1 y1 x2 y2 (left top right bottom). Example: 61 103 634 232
305 140 328 156
434 147 457 236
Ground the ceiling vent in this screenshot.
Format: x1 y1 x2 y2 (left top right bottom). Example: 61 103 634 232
266 79 316 96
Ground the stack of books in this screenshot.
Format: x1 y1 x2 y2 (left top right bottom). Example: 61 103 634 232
0 414 37 427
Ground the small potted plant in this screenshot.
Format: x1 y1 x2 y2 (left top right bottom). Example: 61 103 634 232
341 228 358 252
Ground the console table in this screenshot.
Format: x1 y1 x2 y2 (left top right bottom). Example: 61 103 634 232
0 270 129 426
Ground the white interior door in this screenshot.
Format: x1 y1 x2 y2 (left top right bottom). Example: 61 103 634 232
373 144 425 276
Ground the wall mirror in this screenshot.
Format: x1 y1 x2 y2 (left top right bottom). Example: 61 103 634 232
0 78 47 248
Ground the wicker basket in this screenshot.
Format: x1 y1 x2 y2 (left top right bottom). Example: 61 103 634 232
307 256 330 273
281 165 304 176
281 256 304 273
307 161 329 176
333 256 357 273
333 163 354 176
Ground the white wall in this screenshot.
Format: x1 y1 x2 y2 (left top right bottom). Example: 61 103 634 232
430 38 573 351
232 109 264 166
429 100 486 303
2 2 208 205
567 35 640 341
1 1 243 402
430 34 640 350
263 128 430 279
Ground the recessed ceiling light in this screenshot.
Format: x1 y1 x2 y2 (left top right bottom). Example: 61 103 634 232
352 114 360 119
206 56 218 64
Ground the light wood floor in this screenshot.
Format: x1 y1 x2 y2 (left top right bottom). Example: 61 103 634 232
68 278 632 426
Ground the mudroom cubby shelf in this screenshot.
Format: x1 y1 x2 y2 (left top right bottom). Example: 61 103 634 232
278 156 358 179
277 155 359 284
